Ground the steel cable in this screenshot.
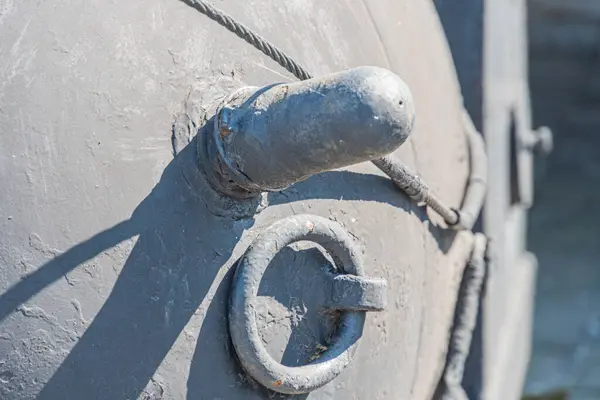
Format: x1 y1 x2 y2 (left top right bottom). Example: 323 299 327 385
180 0 312 81
434 233 487 400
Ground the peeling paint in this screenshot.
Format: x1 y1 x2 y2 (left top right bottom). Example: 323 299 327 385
28 233 59 257
70 299 88 325
141 376 165 400
17 305 58 326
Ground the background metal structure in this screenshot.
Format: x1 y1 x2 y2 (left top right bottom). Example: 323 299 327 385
435 0 543 398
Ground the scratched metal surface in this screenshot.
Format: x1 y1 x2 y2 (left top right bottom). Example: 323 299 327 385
0 1 472 399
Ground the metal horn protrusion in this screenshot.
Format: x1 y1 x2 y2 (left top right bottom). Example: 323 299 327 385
200 66 415 198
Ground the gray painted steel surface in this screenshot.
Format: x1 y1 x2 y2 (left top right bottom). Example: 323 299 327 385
0 1 483 399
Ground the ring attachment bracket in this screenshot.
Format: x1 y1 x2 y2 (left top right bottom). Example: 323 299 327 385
228 214 388 394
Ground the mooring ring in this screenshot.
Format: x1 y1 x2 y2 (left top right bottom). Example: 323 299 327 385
228 214 387 394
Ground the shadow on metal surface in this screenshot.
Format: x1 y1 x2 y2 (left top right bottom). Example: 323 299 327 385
187 247 332 399
0 136 460 398
269 171 458 255
33 142 253 399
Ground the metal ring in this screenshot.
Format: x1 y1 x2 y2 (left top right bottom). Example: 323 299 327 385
228 214 367 394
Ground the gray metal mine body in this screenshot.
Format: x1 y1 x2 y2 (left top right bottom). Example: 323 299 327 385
0 1 545 399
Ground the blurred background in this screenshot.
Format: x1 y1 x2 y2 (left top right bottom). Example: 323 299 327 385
524 0 600 399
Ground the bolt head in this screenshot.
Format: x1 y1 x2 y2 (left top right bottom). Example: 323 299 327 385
218 106 236 137
533 126 553 156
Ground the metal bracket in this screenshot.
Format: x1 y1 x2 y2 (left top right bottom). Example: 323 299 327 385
510 109 554 208
327 274 387 311
228 214 387 394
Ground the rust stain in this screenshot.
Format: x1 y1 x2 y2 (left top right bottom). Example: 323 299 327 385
273 379 282 387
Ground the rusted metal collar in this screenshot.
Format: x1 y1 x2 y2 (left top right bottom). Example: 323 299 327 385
200 66 415 199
